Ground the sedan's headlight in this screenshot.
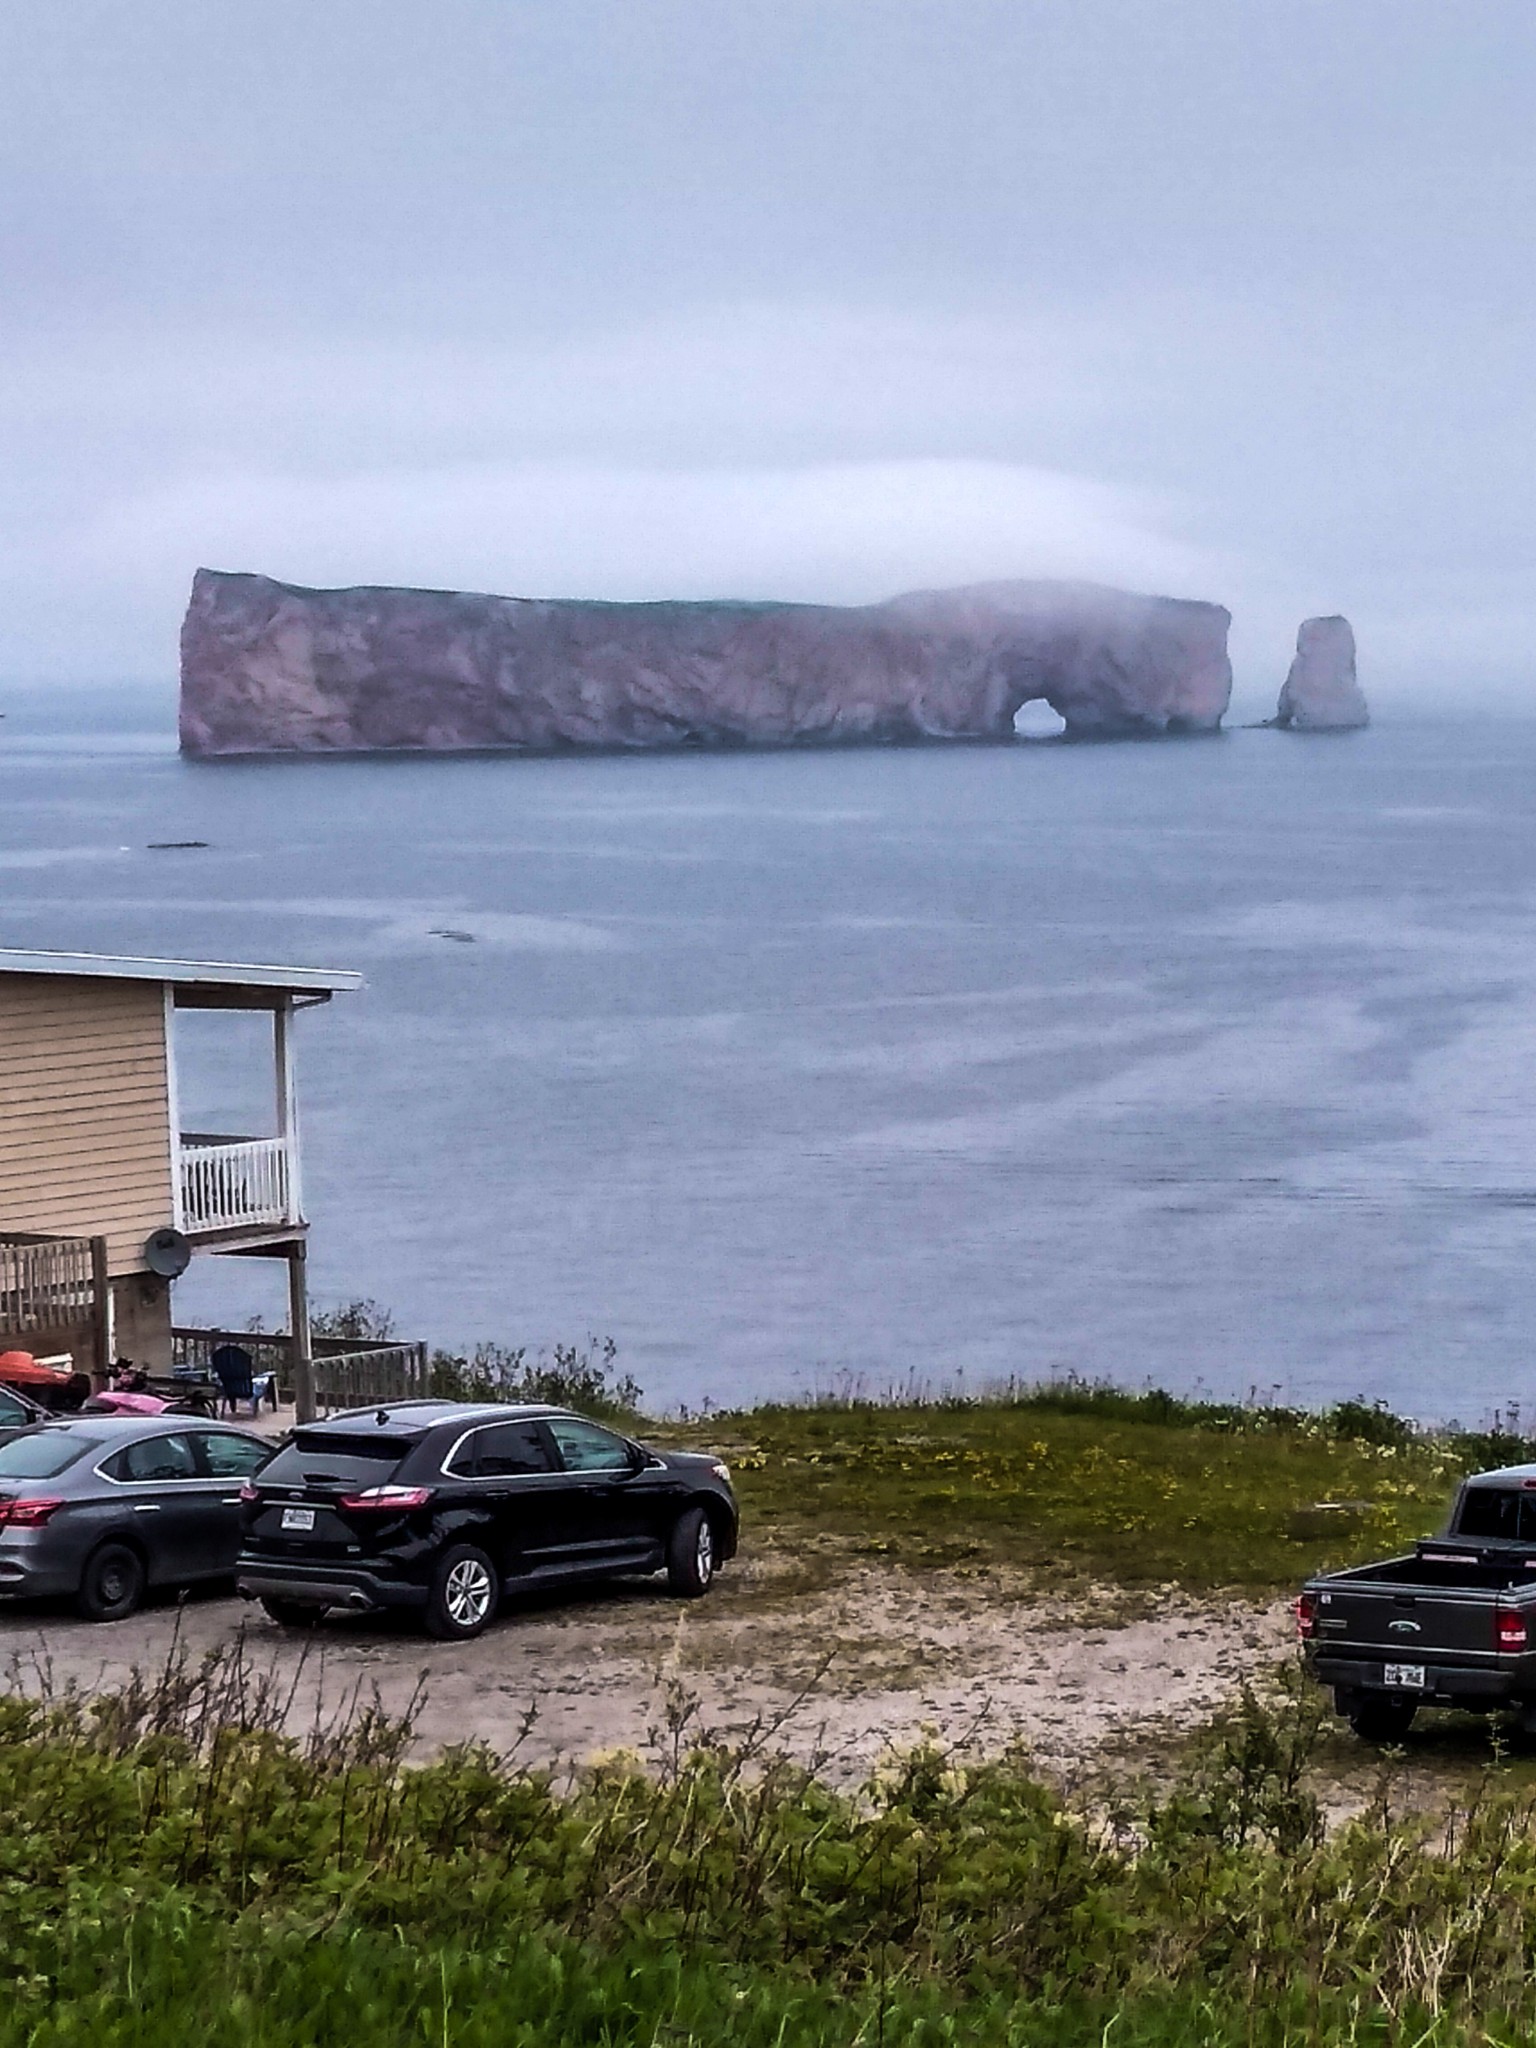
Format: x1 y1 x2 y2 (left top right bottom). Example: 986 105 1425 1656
711 1460 732 1483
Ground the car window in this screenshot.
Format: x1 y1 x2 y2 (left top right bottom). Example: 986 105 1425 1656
547 1417 633 1474
259 1432 414 1488
0 1430 95 1479
0 1388 33 1428
456 1420 553 1478
1457 1489 1536 1542
195 1432 272 1479
105 1433 198 1483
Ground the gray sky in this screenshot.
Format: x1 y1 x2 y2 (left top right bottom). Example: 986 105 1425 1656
3 0 1533 708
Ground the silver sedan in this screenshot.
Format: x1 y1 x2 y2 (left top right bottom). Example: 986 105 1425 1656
0 1415 273 1620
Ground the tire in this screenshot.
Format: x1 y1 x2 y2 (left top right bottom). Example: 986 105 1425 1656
666 1505 717 1599
259 1595 324 1629
1348 1697 1418 1744
424 1544 499 1640
76 1542 146 1623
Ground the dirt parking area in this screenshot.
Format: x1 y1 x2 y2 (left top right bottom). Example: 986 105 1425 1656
1 1552 1291 1783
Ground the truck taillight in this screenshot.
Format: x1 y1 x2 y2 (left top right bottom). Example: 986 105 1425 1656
1295 1592 1317 1641
1497 1608 1528 1653
238 1484 260 1503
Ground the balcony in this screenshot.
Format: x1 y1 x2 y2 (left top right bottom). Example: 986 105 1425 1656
178 1134 298 1236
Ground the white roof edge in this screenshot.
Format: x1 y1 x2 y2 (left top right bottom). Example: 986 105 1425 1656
0 948 363 994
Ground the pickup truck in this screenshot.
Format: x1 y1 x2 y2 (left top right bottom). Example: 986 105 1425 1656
1300 1463 1536 1741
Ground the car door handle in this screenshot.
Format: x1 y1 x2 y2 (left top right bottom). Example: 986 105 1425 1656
220 1497 244 1506
133 1503 161 1513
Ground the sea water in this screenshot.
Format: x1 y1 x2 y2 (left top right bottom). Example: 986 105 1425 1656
4 692 1536 1423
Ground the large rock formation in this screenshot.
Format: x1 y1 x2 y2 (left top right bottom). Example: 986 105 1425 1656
178 569 1234 757
1274 615 1368 730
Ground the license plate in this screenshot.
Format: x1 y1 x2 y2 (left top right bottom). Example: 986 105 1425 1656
281 1507 316 1533
1383 1662 1427 1690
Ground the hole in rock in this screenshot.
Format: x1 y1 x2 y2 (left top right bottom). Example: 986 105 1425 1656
1013 700 1067 739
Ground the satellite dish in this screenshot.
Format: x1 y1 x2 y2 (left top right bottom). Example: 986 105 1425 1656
143 1228 192 1279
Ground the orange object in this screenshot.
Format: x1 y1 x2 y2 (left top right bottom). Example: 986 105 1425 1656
0 1350 70 1386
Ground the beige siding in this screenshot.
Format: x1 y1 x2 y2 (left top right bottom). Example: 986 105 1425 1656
0 974 174 1275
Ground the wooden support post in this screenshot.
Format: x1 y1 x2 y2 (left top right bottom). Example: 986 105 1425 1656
273 997 304 1224
288 1240 315 1423
90 1235 112 1387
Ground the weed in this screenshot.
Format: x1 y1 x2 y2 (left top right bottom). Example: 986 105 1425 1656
6 1652 1536 2044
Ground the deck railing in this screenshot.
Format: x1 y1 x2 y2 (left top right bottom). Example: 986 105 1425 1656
171 1330 431 1413
178 1135 295 1234
312 1343 430 1413
171 1326 298 1385
0 1233 97 1340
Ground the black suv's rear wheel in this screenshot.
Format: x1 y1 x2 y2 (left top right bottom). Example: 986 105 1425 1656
1348 1696 1418 1743
425 1544 499 1640
666 1506 716 1598
76 1542 146 1622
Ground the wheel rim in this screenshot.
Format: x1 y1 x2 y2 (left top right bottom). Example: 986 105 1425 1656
99 1561 130 1604
695 1519 714 1582
445 1558 493 1628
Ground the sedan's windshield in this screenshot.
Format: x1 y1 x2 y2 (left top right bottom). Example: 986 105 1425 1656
0 1431 96 1480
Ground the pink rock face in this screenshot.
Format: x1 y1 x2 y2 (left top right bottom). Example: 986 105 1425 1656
178 570 1234 756
1275 615 1368 731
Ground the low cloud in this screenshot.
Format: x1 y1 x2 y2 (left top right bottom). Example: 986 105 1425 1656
104 453 1215 598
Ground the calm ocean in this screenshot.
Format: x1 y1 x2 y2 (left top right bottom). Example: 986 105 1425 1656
5 692 1536 1424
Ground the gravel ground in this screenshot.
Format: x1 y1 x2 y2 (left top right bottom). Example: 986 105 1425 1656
1 1555 1291 1784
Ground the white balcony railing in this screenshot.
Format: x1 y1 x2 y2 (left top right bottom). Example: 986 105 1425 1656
178 1135 296 1234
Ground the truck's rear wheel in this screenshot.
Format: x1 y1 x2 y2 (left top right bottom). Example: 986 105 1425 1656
1348 1696 1418 1743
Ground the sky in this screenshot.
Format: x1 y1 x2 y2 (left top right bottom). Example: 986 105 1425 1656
3 0 1534 710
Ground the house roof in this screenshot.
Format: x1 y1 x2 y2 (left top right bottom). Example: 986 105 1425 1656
0 948 362 1006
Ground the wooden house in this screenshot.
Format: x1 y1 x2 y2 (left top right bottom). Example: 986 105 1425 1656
0 948 361 1417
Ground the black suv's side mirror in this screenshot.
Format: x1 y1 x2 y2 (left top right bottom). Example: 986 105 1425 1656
624 1441 647 1474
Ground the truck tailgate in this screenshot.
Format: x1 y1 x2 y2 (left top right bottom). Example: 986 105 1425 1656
1314 1581 1499 1659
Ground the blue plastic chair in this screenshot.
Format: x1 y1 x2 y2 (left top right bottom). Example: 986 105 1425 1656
209 1343 268 1417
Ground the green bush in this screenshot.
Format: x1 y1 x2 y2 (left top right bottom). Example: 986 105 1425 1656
4 1651 1536 2044
425 1334 642 1422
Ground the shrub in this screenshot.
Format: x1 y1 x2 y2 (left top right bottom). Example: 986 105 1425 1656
4 1651 1536 2046
426 1334 642 1423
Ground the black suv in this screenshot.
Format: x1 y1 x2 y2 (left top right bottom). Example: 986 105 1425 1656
236 1401 738 1639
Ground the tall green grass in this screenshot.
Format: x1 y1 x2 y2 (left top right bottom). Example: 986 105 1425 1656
7 1646 1536 2045
667 1381 1508 1591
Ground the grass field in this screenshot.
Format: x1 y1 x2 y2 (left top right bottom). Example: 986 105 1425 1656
657 1382 1513 1594
413 1319 1526 1597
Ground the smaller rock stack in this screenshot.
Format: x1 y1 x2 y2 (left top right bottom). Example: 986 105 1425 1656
1274 615 1369 730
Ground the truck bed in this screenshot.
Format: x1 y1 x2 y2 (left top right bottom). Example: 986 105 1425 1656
1301 1469 1536 1728
1304 1544 1536 1711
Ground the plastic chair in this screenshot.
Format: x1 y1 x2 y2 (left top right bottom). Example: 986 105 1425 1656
210 1343 262 1418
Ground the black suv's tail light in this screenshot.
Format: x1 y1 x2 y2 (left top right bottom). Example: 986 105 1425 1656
337 1485 435 1512
1294 1592 1317 1641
